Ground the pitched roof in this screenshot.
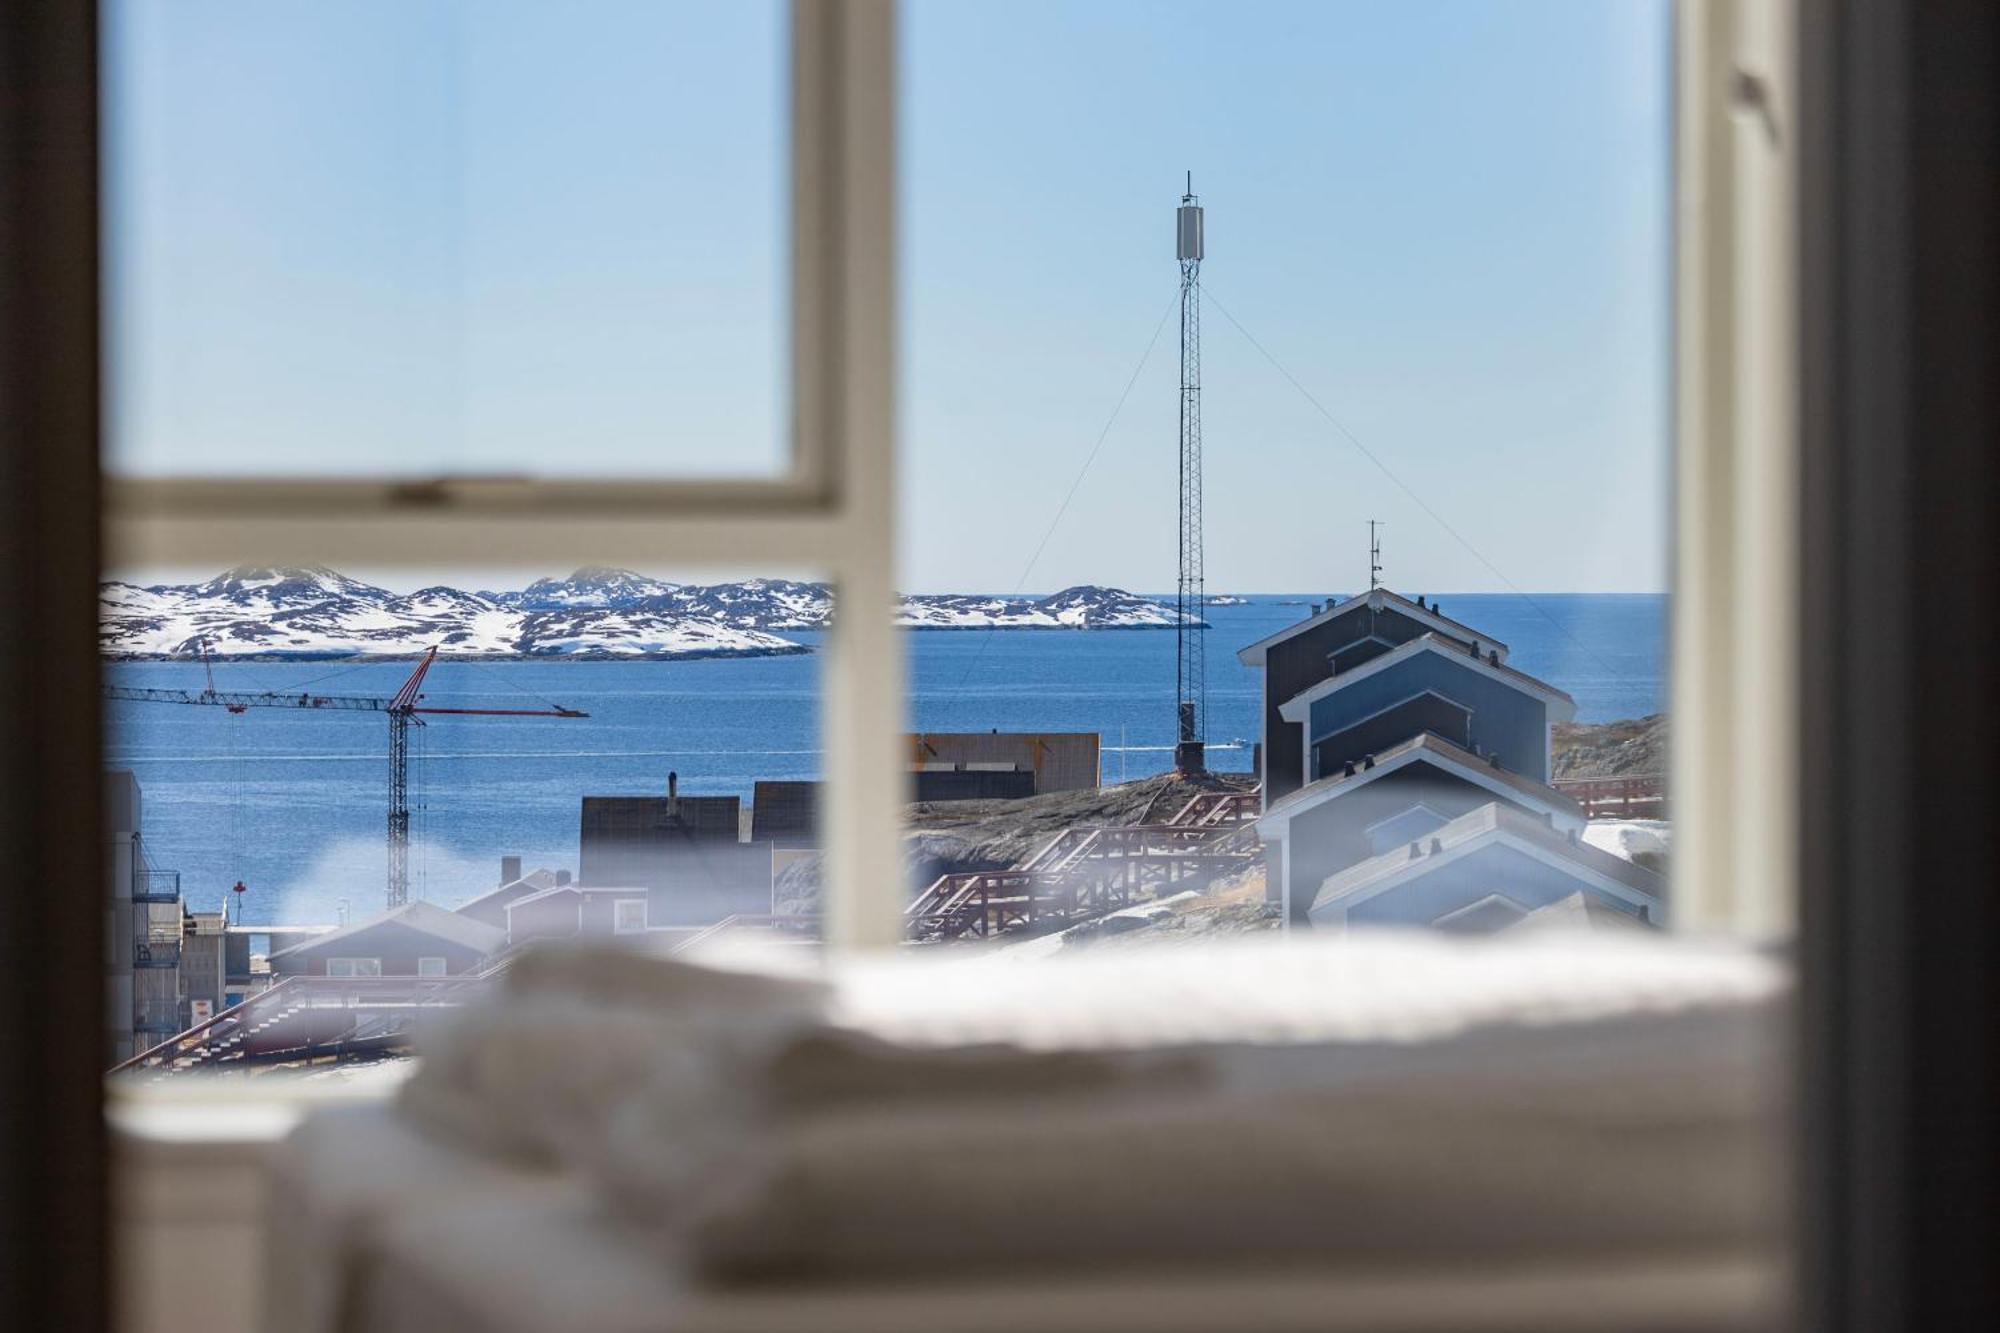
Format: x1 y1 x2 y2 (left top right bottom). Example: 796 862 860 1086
1308 800 1663 923
1236 588 1509 667
267 899 506 961
504 882 647 913
454 868 558 917
1259 732 1585 832
1276 632 1576 723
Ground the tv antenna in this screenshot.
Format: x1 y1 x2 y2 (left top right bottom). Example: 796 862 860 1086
1369 520 1385 590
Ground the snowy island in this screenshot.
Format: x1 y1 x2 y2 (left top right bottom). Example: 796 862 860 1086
99 567 1205 661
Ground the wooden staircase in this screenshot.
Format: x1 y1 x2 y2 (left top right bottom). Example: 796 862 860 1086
907 785 1261 942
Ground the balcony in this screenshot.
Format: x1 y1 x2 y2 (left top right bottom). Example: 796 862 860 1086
132 869 181 904
133 938 181 969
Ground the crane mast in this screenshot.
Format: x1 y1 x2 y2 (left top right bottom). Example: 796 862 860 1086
104 645 586 910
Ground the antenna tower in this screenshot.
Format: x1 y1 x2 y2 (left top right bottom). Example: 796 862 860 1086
1369 520 1385 590
1174 174 1207 772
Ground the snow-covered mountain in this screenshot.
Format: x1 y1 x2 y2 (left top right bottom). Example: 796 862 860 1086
100 567 805 661
100 567 1192 659
900 586 1188 629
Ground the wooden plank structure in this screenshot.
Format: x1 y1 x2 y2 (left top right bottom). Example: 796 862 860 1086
1550 773 1667 821
906 788 1262 942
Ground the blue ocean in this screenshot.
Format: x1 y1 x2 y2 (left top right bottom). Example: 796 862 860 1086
104 594 1665 926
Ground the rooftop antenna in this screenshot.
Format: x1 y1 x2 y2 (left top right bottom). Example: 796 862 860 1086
1174 174 1207 774
1369 520 1385 590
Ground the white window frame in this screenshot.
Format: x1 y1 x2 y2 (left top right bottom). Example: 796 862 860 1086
613 898 647 935
416 956 449 977
105 1 908 949
326 957 382 979
102 0 1795 949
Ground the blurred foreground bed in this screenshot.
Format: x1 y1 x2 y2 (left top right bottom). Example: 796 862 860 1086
267 933 1791 1333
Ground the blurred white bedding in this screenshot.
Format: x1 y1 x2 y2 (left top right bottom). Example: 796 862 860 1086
273 932 1790 1332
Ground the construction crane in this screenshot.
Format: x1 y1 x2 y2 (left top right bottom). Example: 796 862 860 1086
103 645 587 910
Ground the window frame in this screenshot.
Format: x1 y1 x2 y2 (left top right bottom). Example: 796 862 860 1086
102 0 909 950
415 956 448 978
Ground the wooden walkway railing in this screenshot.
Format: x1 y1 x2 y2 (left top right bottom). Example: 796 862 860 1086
1551 773 1667 820
908 785 1262 942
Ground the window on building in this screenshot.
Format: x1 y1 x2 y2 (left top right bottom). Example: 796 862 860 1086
326 958 382 979
613 899 648 936
416 957 449 978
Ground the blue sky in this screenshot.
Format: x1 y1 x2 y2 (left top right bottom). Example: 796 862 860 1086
107 0 1669 595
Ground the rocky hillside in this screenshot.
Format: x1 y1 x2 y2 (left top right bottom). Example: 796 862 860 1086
1551 713 1667 779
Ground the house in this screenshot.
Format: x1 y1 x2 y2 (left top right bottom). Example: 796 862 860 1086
267 901 504 978
455 865 565 930
578 772 774 926
1237 588 1530 806
1240 590 1663 930
505 882 651 945
1306 801 1661 931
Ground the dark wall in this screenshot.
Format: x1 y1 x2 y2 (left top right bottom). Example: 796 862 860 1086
1305 652 1552 781
912 769 1035 802
1313 691 1473 778
272 924 489 976
1259 603 1459 803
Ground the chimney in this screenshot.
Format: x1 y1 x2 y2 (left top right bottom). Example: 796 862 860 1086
500 855 522 886
1470 639 1480 657
1488 649 1499 665
667 770 680 818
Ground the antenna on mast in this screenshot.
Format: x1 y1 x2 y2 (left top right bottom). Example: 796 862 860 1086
1369 520 1385 590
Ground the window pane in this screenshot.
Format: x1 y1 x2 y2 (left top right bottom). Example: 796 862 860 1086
900 0 1671 948
103 0 789 480
105 563 825 1072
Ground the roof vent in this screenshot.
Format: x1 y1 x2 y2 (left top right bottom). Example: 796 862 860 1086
1470 639 1480 656
1488 649 1499 665
1489 752 1503 769
667 770 679 818
1430 836 1444 855
1342 760 1357 777
1409 841 1423 859
1362 754 1375 770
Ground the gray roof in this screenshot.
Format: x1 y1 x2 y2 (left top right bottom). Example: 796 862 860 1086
268 899 506 961
1236 588 1509 667
1309 800 1663 921
454 868 558 916
1276 632 1576 720
1262 732 1585 825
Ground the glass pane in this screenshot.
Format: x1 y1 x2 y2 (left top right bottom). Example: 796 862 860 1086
103 0 789 480
900 0 1671 948
105 563 825 1072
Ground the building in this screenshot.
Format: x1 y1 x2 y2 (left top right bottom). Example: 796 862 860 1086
454 864 565 930
504 882 651 945
266 901 504 978
908 732 1101 796
1240 590 1663 930
105 772 189 1064
749 780 819 847
579 772 773 926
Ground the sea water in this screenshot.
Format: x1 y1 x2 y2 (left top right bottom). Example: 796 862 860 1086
103 594 1664 924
